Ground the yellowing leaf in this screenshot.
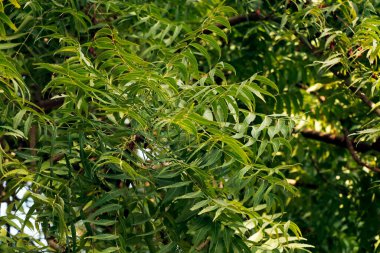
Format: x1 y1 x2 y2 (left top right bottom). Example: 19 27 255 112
9 0 21 8
0 13 17 31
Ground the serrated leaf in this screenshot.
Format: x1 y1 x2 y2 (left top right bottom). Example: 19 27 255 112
258 117 272 132
248 230 264 242
203 108 214 121
267 126 278 140
257 139 268 159
271 138 280 154
251 125 261 140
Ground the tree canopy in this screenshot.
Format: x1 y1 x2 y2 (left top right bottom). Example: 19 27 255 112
0 0 380 252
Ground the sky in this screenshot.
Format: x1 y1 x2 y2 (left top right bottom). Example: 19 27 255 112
1 184 47 245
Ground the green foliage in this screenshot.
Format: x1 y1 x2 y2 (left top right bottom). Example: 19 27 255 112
1 0 380 252
0 1 309 252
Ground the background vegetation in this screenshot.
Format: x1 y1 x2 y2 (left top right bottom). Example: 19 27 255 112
0 0 380 252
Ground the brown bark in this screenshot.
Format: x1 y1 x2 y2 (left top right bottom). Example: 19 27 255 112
223 11 270 28
343 129 380 172
300 129 380 153
37 97 64 110
347 86 380 117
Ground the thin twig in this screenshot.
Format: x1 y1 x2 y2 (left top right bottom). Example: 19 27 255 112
223 11 271 27
347 86 380 116
325 58 380 117
225 10 380 117
196 239 210 251
46 236 65 252
343 128 380 173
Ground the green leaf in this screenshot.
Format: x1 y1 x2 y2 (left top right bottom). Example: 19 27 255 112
267 126 278 140
88 204 122 220
0 13 17 31
0 32 26 41
254 75 279 93
257 140 268 159
86 234 119 241
218 6 238 15
210 132 249 164
286 243 314 249
253 181 267 206
175 191 203 200
213 16 231 30
258 116 272 132
190 42 212 67
9 0 21 8
206 25 228 42
198 205 218 215
2 168 29 178
158 181 192 189
0 42 20 50
13 109 26 129
199 34 221 57
84 220 117 226
213 207 225 221
191 199 211 211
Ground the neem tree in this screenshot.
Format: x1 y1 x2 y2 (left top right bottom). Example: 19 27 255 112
0 0 379 252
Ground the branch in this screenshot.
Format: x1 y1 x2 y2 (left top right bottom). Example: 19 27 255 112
205 10 273 35
219 7 380 117
35 97 65 112
333 71 380 117
347 86 380 116
343 129 380 172
196 239 210 251
222 11 270 28
287 21 380 116
29 83 65 113
300 129 380 153
287 179 319 189
319 61 380 117
296 82 326 102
